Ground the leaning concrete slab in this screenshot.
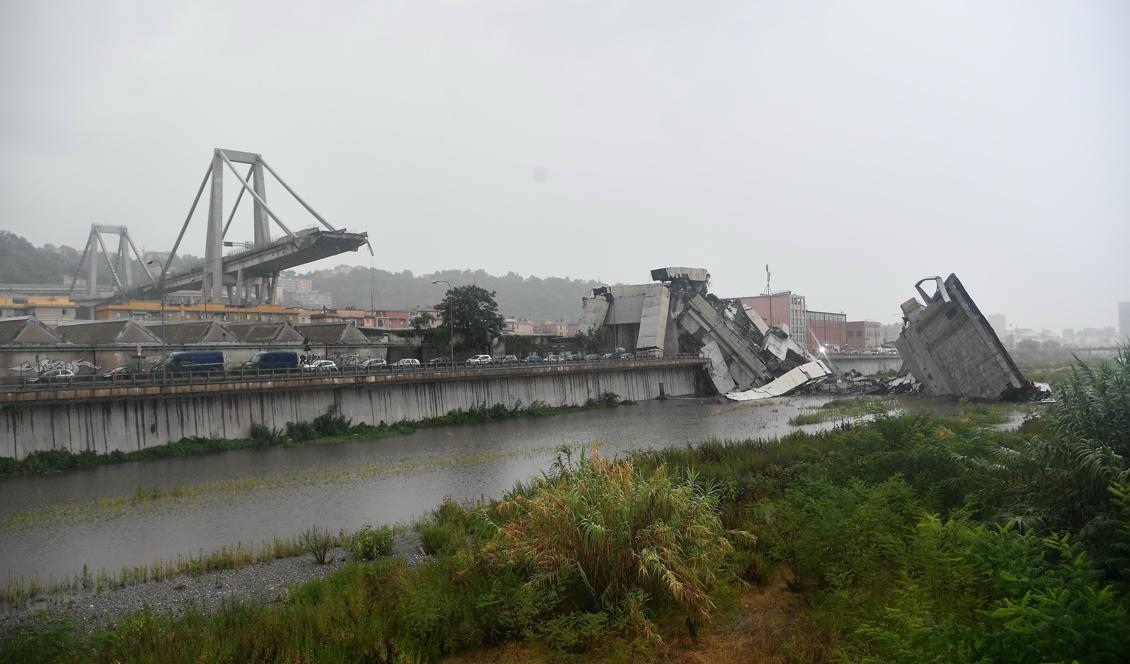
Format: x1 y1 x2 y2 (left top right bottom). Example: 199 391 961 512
895 274 1030 401
726 361 833 401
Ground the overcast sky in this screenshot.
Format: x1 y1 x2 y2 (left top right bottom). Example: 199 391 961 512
1 1 1127 331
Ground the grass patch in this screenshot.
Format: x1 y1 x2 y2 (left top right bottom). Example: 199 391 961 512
788 397 894 425
0 531 355 611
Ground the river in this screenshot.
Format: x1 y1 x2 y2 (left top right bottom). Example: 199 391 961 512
0 395 943 584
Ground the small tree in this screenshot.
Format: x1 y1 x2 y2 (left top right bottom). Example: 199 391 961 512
436 285 505 353
411 311 435 332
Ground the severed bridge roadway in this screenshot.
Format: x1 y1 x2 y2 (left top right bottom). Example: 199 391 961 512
125 228 368 300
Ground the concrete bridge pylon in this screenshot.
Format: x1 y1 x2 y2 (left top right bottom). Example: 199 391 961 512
68 225 154 298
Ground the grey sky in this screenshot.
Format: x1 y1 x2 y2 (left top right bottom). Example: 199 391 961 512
1 1 1127 331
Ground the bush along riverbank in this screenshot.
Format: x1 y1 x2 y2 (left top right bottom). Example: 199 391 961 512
3 350 1130 662
0 392 635 477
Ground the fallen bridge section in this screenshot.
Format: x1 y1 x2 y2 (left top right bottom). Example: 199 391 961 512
895 274 1031 401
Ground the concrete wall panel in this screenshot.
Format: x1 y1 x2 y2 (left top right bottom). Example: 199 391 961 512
1 364 701 460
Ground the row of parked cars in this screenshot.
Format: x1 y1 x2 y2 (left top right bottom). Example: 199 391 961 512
21 349 649 384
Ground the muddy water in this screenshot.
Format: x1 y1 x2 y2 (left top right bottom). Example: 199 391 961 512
0 395 968 584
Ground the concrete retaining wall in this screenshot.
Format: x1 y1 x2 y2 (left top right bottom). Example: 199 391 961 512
0 363 702 460
826 354 903 376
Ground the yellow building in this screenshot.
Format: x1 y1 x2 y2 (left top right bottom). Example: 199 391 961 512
95 301 302 324
0 295 77 324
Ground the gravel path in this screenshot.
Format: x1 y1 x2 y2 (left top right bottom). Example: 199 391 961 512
0 533 425 634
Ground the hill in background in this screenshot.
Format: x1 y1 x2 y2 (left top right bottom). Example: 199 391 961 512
0 232 606 322
305 267 607 322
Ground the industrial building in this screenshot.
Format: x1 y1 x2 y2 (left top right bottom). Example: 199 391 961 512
739 292 807 346
846 321 883 350
805 310 846 351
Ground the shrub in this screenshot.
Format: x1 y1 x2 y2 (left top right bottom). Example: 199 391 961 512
312 404 352 437
301 526 334 564
249 423 283 446
852 516 1130 663
285 420 316 442
757 476 919 590
350 525 395 561
534 611 609 653
484 450 737 640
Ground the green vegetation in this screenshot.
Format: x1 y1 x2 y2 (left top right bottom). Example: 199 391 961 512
1 533 352 610
4 350 1128 662
435 283 506 353
301 526 336 565
0 395 636 477
788 396 894 425
349 525 396 561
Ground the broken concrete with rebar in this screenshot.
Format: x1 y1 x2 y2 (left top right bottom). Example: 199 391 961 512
580 267 831 400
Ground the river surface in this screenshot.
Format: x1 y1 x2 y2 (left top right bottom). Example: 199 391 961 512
0 395 967 584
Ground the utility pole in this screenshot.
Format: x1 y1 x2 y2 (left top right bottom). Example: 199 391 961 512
432 280 454 365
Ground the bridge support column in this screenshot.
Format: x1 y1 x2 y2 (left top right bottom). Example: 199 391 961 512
204 151 225 303
87 228 98 298
234 269 244 306
252 161 270 248
117 237 132 289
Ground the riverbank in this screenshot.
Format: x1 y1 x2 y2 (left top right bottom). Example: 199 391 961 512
6 385 1125 663
0 392 635 476
0 531 425 634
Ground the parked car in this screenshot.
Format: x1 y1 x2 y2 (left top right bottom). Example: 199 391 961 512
303 359 338 372
524 355 544 364
30 369 76 384
545 354 563 363
427 358 447 366
618 352 634 360
467 354 493 365
155 351 225 374
361 358 387 368
101 366 138 380
600 353 614 360
394 358 421 368
243 351 299 371
501 355 519 364
584 354 601 361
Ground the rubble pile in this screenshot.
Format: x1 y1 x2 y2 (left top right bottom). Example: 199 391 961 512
580 267 832 401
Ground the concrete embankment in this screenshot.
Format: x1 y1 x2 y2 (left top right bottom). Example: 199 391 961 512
0 359 706 460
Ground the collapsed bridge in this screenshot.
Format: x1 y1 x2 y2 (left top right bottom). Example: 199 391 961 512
71 148 369 306
580 267 831 400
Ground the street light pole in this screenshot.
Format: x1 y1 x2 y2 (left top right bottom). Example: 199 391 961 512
146 259 168 378
432 280 454 365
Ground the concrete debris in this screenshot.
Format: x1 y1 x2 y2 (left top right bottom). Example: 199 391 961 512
580 267 831 400
895 274 1041 401
726 361 833 401
885 372 922 395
